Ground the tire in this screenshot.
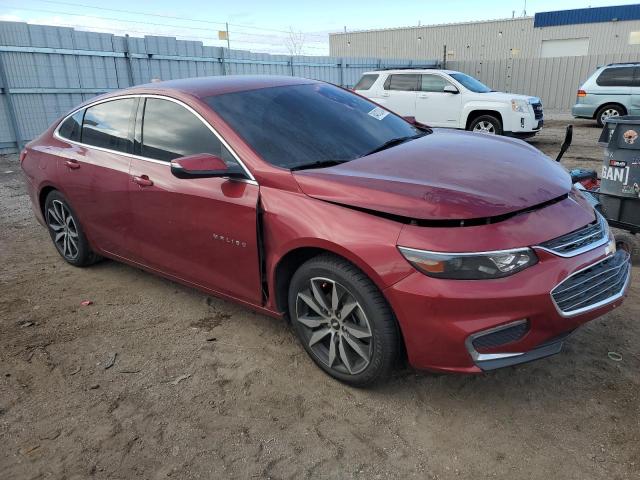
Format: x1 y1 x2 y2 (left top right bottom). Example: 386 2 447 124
614 231 640 265
596 104 625 127
44 190 101 267
468 114 503 135
288 254 400 387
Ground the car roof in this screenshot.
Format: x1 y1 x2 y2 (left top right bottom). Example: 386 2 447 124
363 69 460 75
122 75 319 99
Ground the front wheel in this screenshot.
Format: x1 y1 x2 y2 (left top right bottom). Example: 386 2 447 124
469 115 503 135
288 254 400 386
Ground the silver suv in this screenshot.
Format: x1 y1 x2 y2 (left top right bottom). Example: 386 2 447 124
572 63 639 126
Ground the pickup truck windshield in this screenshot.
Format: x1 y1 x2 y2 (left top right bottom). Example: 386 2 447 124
205 83 424 169
449 73 492 93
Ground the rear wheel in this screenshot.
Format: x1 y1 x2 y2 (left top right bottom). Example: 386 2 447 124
288 254 399 386
596 104 625 127
44 191 100 267
469 115 503 135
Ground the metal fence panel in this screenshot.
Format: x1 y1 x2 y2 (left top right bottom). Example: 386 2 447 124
0 21 440 152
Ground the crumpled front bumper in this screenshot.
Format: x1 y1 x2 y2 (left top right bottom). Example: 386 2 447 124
384 247 631 373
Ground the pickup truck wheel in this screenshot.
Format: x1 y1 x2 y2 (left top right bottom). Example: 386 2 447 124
469 115 502 135
288 254 399 387
596 104 624 127
44 191 101 267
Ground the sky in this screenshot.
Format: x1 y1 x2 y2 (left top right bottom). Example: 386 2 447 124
1 0 639 55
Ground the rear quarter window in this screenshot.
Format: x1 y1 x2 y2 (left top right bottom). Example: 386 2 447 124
596 67 634 87
58 110 84 142
354 74 379 90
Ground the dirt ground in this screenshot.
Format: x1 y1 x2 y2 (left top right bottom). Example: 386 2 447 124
1 118 639 480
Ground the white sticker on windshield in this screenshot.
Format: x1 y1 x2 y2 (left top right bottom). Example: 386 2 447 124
368 107 389 120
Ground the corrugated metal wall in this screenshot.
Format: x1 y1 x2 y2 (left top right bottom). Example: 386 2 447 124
534 5 640 28
0 21 438 153
447 52 640 112
330 18 640 60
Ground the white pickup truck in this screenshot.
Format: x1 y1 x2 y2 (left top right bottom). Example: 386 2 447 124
354 69 543 138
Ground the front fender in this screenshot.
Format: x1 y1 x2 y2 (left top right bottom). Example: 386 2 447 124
260 187 413 311
461 101 510 127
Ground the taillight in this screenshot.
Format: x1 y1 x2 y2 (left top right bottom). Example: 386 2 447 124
19 149 27 163
577 89 586 97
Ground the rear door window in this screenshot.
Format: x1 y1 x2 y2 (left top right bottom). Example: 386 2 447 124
141 98 236 165
58 110 84 142
81 99 135 153
354 74 379 90
596 67 634 87
384 74 419 91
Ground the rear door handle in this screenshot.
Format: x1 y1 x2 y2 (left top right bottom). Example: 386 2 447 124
381 92 390 97
132 175 154 187
64 159 80 169
418 93 429 99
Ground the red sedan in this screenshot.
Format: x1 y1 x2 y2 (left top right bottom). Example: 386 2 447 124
21 76 631 386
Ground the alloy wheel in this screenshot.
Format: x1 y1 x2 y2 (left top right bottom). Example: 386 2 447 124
473 120 496 134
295 277 373 375
600 108 620 123
46 199 79 260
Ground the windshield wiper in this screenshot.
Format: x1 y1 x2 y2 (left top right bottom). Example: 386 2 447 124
360 133 425 158
290 159 348 171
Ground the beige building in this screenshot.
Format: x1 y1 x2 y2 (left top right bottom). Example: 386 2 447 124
330 6 640 61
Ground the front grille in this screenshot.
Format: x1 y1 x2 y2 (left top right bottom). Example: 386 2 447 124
532 102 543 120
551 250 631 316
538 213 608 257
472 321 529 352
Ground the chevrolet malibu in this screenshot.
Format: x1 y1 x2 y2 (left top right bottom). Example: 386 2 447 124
21 76 631 386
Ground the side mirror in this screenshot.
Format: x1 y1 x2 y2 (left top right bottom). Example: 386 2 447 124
170 153 244 179
556 125 573 162
443 85 459 94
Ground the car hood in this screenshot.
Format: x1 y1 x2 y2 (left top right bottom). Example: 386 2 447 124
480 91 540 104
292 129 571 221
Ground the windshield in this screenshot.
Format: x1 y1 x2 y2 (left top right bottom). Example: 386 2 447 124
205 83 424 169
449 73 492 93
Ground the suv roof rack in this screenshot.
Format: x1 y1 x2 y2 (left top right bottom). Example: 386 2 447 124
376 66 441 71
606 62 640 67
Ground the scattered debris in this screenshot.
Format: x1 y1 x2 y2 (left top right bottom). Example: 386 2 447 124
169 374 191 386
104 353 117 369
4 170 14 174
40 429 61 440
19 321 35 328
80 300 93 306
19 445 41 455
69 366 81 376
89 384 100 390
608 352 623 362
206 337 217 342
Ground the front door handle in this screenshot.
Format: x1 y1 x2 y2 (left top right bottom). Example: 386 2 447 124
418 93 429 99
132 175 154 187
381 92 390 97
64 159 80 169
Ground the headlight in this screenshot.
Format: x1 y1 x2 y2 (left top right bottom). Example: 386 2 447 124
511 99 529 113
398 246 538 280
